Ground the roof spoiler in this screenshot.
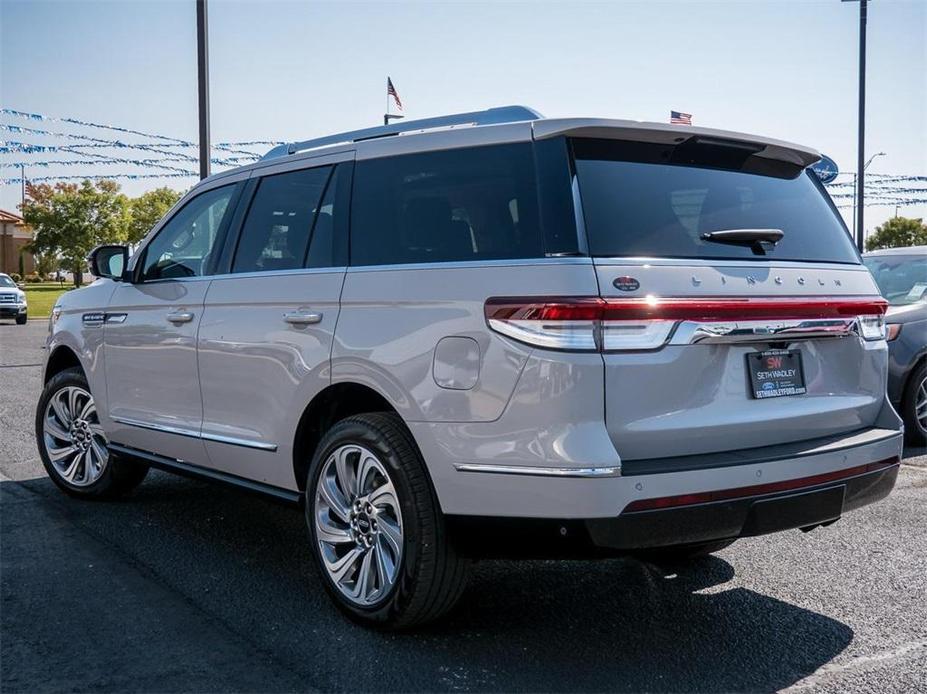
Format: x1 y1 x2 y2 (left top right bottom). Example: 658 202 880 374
532 119 821 169
262 105 543 160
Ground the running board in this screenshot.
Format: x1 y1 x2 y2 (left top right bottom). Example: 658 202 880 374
108 442 302 505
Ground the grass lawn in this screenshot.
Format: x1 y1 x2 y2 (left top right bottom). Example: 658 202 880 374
23 282 74 318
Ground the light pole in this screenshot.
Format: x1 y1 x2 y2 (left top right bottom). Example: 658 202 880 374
843 0 868 251
196 0 210 180
851 151 885 249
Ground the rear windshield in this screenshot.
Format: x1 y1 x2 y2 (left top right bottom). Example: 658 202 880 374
573 138 860 264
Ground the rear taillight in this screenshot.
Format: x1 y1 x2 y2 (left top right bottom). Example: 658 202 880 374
484 296 889 351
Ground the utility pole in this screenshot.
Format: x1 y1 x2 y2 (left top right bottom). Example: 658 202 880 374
196 0 211 180
20 164 25 208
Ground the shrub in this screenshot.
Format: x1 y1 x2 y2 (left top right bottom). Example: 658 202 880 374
9 273 22 283
24 273 43 283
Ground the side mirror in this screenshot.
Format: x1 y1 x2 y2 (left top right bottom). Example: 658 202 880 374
88 245 129 281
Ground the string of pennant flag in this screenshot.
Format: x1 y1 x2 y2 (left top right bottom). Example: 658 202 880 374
1 107 925 209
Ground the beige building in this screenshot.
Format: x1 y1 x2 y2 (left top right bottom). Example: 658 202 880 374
0 209 35 276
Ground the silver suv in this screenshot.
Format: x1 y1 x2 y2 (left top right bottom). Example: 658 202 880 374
36 107 904 628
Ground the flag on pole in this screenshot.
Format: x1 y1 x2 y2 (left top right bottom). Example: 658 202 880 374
387 77 403 112
670 110 692 125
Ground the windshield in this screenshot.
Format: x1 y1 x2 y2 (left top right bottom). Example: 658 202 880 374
573 138 860 264
0 275 16 288
863 255 927 305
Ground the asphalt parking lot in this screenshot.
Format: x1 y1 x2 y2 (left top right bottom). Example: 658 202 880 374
2 320 925 693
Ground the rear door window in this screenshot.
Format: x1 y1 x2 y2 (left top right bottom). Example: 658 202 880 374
573 138 860 264
350 144 543 266
232 166 332 273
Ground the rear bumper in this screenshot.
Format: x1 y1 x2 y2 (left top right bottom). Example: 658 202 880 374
585 460 899 550
448 461 900 557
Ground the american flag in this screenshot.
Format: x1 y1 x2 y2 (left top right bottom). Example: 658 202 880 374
387 77 403 112
670 110 692 125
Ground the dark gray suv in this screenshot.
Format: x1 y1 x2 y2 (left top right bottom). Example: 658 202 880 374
864 247 927 444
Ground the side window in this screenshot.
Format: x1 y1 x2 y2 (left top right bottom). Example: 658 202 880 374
140 185 236 281
232 166 332 273
350 143 543 266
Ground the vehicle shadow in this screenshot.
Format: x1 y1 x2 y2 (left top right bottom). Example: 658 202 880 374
3 472 853 693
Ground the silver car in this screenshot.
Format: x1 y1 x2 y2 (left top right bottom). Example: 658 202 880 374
36 107 904 628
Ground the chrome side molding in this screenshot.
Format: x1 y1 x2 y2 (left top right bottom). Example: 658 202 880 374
454 462 621 478
111 415 277 452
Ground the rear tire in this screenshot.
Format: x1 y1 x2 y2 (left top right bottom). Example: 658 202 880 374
305 412 470 629
901 361 926 446
15 313 27 325
634 539 735 564
36 367 148 499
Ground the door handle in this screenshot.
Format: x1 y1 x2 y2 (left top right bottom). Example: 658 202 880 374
166 310 194 324
283 310 323 325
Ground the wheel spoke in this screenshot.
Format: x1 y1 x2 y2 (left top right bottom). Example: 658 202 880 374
60 450 82 481
81 449 96 484
79 397 96 422
334 446 358 499
50 392 71 427
67 388 82 423
349 549 374 602
318 474 351 523
375 537 396 587
356 453 379 496
377 515 402 558
90 439 108 471
44 417 70 442
317 523 354 545
328 547 363 584
368 481 399 513
48 443 77 463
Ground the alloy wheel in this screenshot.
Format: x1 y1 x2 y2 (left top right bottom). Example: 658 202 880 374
314 444 404 607
42 385 108 486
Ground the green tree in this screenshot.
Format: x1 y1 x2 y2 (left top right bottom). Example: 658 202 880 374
866 216 927 252
22 179 130 287
127 187 183 245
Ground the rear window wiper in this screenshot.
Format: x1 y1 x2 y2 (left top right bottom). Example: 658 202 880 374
700 228 784 255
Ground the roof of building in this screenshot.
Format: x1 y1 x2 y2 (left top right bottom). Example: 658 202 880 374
0 209 25 224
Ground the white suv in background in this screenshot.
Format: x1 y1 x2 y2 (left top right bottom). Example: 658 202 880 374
37 107 904 628
0 273 27 324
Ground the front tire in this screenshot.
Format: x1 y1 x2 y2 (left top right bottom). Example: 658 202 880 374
36 367 148 499
306 412 470 629
15 313 27 325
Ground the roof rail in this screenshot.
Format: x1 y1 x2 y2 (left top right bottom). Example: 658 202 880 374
261 105 542 160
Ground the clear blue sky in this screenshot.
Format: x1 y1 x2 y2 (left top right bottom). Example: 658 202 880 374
1 0 924 232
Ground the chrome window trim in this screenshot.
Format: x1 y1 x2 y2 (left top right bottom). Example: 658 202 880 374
111 415 277 452
454 462 621 478
136 266 348 286
347 257 593 273
590 257 868 270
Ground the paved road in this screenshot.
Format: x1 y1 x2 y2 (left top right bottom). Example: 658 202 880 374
2 321 926 693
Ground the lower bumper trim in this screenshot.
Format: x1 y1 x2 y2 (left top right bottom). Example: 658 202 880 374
447 463 900 558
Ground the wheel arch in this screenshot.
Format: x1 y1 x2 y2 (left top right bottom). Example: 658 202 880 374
292 382 400 491
44 344 84 383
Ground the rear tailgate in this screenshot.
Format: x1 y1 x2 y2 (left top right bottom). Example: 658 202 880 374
570 134 888 461
594 261 887 460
